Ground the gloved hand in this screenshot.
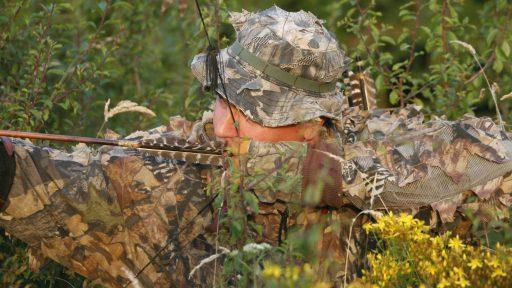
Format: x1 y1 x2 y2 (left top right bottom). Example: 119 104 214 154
0 137 15 212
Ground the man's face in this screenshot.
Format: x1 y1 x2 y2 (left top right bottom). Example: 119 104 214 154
213 97 322 147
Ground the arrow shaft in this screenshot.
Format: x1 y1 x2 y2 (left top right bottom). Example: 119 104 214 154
0 130 122 146
0 130 223 157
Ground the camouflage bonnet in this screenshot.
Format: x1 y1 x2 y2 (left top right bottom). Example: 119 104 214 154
191 6 350 127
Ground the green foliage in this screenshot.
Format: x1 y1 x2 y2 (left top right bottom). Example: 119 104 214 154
331 0 512 122
0 0 215 136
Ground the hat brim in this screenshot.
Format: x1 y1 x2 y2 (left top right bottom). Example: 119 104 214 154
191 46 344 127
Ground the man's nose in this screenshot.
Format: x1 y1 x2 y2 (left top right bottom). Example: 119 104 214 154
214 116 238 138
213 99 239 139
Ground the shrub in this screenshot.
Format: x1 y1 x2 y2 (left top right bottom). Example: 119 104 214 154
350 213 512 288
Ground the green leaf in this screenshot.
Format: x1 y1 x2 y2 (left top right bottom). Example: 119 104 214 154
412 98 424 108
57 3 73 12
249 222 263 236
97 2 107 12
486 29 498 45
401 15 417 21
390 90 399 105
111 1 133 11
398 9 412 17
397 31 409 43
446 31 457 42
493 59 504 73
496 46 507 63
501 41 510 58
29 109 42 120
380 35 396 45
230 221 242 238
420 26 433 38
375 74 385 92
399 43 410 51
243 191 259 214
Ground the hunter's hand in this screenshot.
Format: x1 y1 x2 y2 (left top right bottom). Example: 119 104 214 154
0 137 15 212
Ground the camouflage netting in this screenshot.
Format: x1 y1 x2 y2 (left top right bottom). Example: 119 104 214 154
380 154 512 208
340 105 512 222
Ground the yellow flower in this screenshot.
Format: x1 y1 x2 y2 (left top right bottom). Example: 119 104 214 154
353 213 512 287
491 268 506 278
313 282 331 288
262 263 281 278
487 258 500 268
303 263 313 275
455 277 470 287
431 236 443 247
453 267 465 277
468 258 482 270
437 278 450 288
448 237 465 251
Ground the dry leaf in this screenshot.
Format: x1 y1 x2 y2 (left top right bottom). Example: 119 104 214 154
104 99 156 122
450 40 476 55
501 92 512 100
104 98 111 122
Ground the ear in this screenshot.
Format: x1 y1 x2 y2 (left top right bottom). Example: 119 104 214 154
303 118 325 143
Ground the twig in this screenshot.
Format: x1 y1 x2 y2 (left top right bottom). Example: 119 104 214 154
23 4 55 130
404 80 435 102
464 52 495 84
212 206 222 286
398 0 422 107
343 210 383 287
451 40 504 129
54 277 77 288
441 0 448 54
189 246 230 279
405 0 421 74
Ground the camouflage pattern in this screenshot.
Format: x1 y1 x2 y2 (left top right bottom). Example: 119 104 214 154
191 6 350 127
244 105 512 223
340 106 512 231
237 106 512 283
1 106 512 286
0 116 222 288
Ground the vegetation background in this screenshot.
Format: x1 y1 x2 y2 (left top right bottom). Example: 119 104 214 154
1 0 512 286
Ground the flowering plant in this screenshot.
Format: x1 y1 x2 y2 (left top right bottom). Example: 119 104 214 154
350 213 512 288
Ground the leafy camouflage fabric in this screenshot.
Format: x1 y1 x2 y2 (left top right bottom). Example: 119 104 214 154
0 113 361 287
339 106 512 221
0 116 222 288
230 141 360 284
191 6 350 127
241 106 512 283
1 107 512 287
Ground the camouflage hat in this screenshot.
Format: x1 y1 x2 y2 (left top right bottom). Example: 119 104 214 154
191 6 350 127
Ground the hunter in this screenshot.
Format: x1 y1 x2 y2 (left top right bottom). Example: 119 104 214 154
1 6 512 287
